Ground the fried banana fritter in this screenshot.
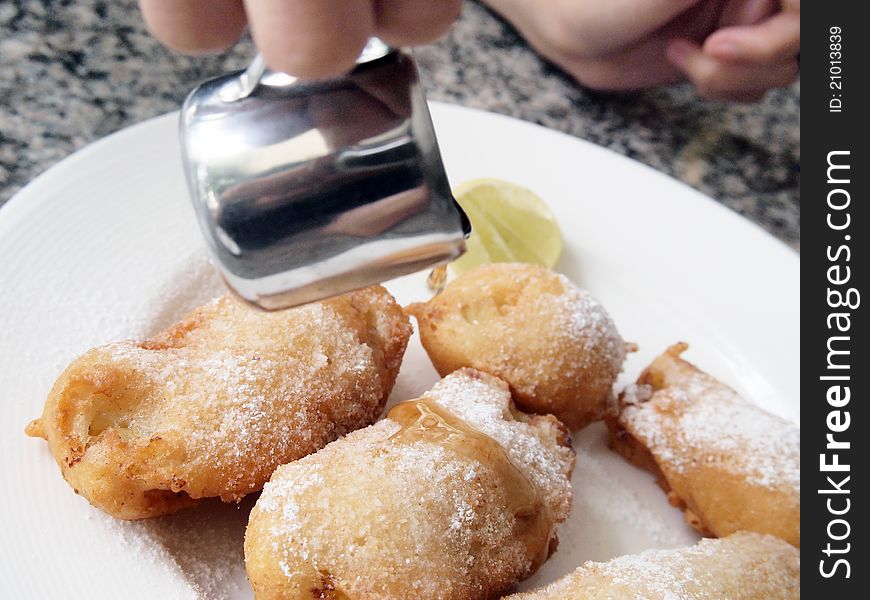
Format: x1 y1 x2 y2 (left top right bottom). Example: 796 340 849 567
25 286 411 520
505 532 800 599
606 343 800 546
407 263 626 430
244 369 575 600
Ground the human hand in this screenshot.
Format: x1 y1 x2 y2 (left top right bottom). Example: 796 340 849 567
138 0 462 78
667 0 799 101
484 0 799 101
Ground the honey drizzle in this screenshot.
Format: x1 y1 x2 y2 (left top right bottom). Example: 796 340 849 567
387 399 555 572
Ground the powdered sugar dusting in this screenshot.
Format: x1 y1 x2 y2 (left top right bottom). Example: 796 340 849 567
555 273 625 374
87 497 254 600
570 442 688 547
409 263 627 429
592 532 797 598
508 532 799 599
248 370 575 599
18 248 226 395
255 426 519 598
598 551 697 599
493 270 627 384
475 268 626 393
424 371 575 520
84 290 397 500
620 375 800 492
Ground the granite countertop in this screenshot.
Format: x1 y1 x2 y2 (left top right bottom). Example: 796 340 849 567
0 0 799 248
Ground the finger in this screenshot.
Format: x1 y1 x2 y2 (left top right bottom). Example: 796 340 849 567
373 0 462 47
667 39 798 100
139 0 247 54
243 0 373 78
718 0 776 28
703 10 800 62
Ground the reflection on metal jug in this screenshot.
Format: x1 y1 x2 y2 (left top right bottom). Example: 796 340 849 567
181 41 469 310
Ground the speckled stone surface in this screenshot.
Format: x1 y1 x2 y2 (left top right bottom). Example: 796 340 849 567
1 0 799 248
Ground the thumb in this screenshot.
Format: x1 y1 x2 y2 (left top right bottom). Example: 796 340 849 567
665 39 705 74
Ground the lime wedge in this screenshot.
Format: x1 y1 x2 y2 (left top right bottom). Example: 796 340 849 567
450 179 563 275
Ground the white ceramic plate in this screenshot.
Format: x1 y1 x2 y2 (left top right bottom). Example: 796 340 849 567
0 103 799 599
